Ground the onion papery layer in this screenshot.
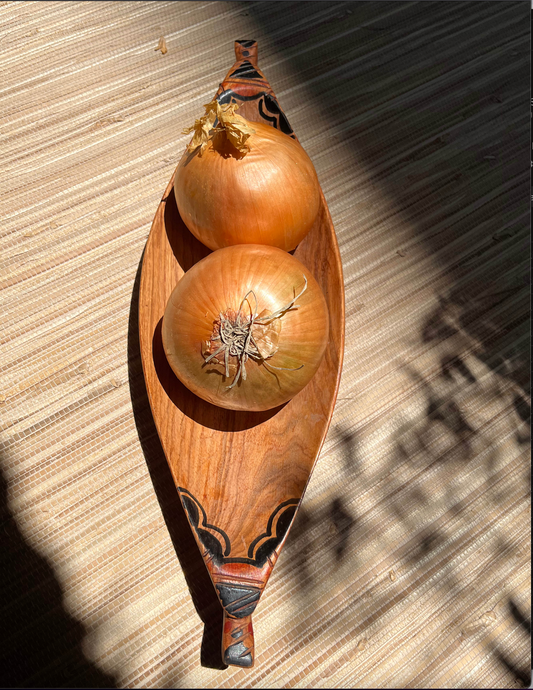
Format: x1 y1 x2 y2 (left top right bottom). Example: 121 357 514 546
174 118 321 252
162 245 329 412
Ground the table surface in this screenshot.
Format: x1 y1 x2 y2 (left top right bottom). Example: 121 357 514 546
1 1 530 688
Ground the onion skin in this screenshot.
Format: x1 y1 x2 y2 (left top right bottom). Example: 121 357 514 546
174 121 321 252
162 245 329 412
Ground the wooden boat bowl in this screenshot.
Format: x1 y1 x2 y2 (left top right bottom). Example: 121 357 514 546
139 40 344 668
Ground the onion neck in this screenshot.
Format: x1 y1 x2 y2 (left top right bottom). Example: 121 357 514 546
183 99 255 156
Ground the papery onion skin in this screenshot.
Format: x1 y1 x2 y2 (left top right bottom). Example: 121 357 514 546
162 245 329 412
174 121 321 252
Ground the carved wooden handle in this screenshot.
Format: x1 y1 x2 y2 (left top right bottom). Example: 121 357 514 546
222 612 254 667
234 39 258 67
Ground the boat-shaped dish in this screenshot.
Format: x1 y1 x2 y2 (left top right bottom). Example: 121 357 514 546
139 40 344 667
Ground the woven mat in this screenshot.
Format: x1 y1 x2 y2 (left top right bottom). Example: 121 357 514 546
1 1 530 687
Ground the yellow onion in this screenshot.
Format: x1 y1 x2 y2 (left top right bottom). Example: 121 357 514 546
174 100 321 252
162 244 329 411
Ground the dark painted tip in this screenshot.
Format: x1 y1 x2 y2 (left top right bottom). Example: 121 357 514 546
224 641 254 667
234 40 259 67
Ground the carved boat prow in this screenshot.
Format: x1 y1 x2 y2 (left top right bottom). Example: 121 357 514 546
139 40 344 668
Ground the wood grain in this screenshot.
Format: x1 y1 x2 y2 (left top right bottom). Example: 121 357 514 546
138 40 344 667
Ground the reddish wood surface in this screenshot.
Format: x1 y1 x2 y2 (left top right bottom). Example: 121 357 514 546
138 40 344 668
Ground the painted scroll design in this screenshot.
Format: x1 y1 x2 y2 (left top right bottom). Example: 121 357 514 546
178 488 299 567
216 89 295 138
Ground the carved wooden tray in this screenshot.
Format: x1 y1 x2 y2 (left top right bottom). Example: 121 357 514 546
138 40 344 668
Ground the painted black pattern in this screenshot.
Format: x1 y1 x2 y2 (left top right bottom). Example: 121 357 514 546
236 39 256 48
262 93 294 136
215 90 296 138
179 489 230 560
247 499 298 563
216 583 261 618
178 487 299 567
256 100 278 126
224 640 253 667
229 61 263 80
217 89 265 105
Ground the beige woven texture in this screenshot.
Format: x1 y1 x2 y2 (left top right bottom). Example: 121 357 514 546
1 1 530 687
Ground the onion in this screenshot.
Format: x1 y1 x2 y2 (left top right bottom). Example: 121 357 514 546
162 245 329 411
174 100 321 252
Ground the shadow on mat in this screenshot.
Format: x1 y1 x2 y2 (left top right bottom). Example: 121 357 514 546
0 458 117 688
247 0 529 398
245 1 529 682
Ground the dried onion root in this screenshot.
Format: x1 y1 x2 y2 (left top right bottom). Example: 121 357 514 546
203 277 308 389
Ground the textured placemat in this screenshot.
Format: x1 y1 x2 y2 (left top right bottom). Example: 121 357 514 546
1 1 530 688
